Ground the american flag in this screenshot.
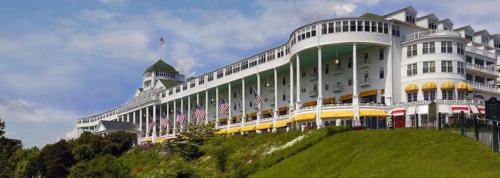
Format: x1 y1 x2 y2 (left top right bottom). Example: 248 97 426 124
195 104 206 123
252 87 262 111
219 96 230 117
148 117 156 133
176 110 185 125
160 112 169 129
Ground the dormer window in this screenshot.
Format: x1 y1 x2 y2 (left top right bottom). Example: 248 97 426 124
465 33 473 41
481 36 489 45
405 14 415 23
494 40 500 48
428 20 437 30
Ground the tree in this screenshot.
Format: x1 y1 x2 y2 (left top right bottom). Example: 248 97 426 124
68 155 131 178
0 118 23 178
14 147 41 178
102 132 136 156
38 140 75 178
163 124 214 160
0 117 5 137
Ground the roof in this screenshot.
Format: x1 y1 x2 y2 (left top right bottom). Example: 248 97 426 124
474 30 490 36
384 6 417 17
159 79 183 88
416 13 437 21
454 25 474 32
144 59 178 74
360 12 386 20
98 120 138 131
438 18 453 25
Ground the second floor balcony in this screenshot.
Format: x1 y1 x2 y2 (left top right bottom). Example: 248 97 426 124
465 63 497 76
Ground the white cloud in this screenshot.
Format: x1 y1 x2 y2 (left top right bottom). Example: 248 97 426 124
80 9 120 23
96 0 129 6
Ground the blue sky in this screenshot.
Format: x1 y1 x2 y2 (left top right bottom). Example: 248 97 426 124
0 0 499 148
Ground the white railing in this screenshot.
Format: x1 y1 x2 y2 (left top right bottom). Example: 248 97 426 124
466 46 497 59
277 114 289 120
404 30 461 42
465 63 497 75
468 81 498 93
393 99 485 107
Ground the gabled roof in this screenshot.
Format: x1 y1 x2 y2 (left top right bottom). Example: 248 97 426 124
159 79 183 89
474 30 490 36
438 19 453 25
384 6 417 17
144 59 178 74
491 34 500 39
417 13 438 21
97 120 138 133
360 12 386 20
454 25 474 32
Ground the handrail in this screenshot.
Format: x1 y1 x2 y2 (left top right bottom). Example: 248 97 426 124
465 63 497 74
404 30 461 42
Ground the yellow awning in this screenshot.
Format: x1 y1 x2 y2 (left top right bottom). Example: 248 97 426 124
456 82 468 90
323 97 336 104
422 81 437 91
278 106 288 112
339 94 353 101
275 118 292 128
380 89 385 94
157 137 166 143
241 125 256 132
295 113 316 121
256 122 273 130
440 80 455 90
302 100 317 107
261 109 272 115
360 109 389 117
321 110 353 118
215 129 227 134
360 89 378 97
405 84 419 92
226 127 241 134
145 137 152 142
247 112 257 117
467 84 474 93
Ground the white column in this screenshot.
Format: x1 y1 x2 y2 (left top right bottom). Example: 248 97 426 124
273 67 278 132
256 73 261 131
241 78 246 129
133 110 136 125
146 106 150 137
126 113 130 122
228 83 232 130
139 108 143 138
289 61 294 109
152 105 157 143
216 87 219 128
166 102 170 134
385 24 394 105
316 46 323 129
296 54 301 110
205 90 209 125
352 43 360 126
196 93 200 124
188 96 191 125
173 100 177 135
181 98 184 130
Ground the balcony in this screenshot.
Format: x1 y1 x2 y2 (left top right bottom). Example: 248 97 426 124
360 78 371 87
404 30 461 42
466 46 497 59
465 63 497 76
467 81 499 93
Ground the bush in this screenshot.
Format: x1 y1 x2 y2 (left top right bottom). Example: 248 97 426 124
69 155 131 178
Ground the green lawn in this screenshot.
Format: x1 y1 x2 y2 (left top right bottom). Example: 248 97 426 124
252 129 500 178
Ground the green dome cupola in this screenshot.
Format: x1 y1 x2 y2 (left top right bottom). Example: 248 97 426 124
144 59 179 74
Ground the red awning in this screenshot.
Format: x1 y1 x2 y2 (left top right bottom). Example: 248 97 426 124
451 105 469 113
478 106 485 114
391 108 406 116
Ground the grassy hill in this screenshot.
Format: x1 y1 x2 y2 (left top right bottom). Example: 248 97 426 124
251 129 500 178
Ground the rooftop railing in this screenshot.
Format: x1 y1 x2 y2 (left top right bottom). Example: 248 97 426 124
465 63 497 75
404 30 461 42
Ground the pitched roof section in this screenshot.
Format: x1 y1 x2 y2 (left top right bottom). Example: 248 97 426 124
144 59 178 74
474 30 490 36
159 79 183 88
360 12 386 20
454 25 474 32
417 13 437 21
384 6 417 17
100 120 138 131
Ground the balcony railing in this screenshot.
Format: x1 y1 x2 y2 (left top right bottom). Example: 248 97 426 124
465 63 497 75
393 99 485 107
405 30 461 42
468 81 498 93
466 46 497 58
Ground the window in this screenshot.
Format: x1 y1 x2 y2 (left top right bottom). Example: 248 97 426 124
423 42 435 54
441 61 453 72
328 22 334 33
342 21 348 32
363 71 369 82
348 58 352 68
371 21 377 32
495 40 500 48
441 41 452 53
208 73 214 81
407 92 418 102
457 91 466 100
321 23 327 34
405 14 415 23
313 67 317 76
364 21 370 31
442 90 453 100
383 23 388 34
392 25 400 37
350 21 356 32
465 34 472 41
225 66 232 75
169 89 173 95
357 21 363 31
379 67 384 79
379 48 384 60
423 90 436 101
423 61 435 73
241 60 248 70
407 44 417 57
217 70 224 79
335 21 341 32
457 62 465 74
198 76 205 85
363 53 368 64
311 26 316 37
457 43 464 55
325 64 329 74
428 20 437 30
407 63 417 76
348 79 352 86
282 77 286 86
378 22 383 33
258 54 266 64
301 70 306 77
282 94 286 101
183 83 187 90
466 56 472 63
190 81 195 88
325 83 329 90
481 36 489 45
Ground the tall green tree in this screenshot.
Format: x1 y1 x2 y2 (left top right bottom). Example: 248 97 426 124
69 154 131 178
0 118 23 178
38 140 75 178
14 147 41 178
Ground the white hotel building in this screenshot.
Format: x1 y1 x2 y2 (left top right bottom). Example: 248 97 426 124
71 6 500 143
